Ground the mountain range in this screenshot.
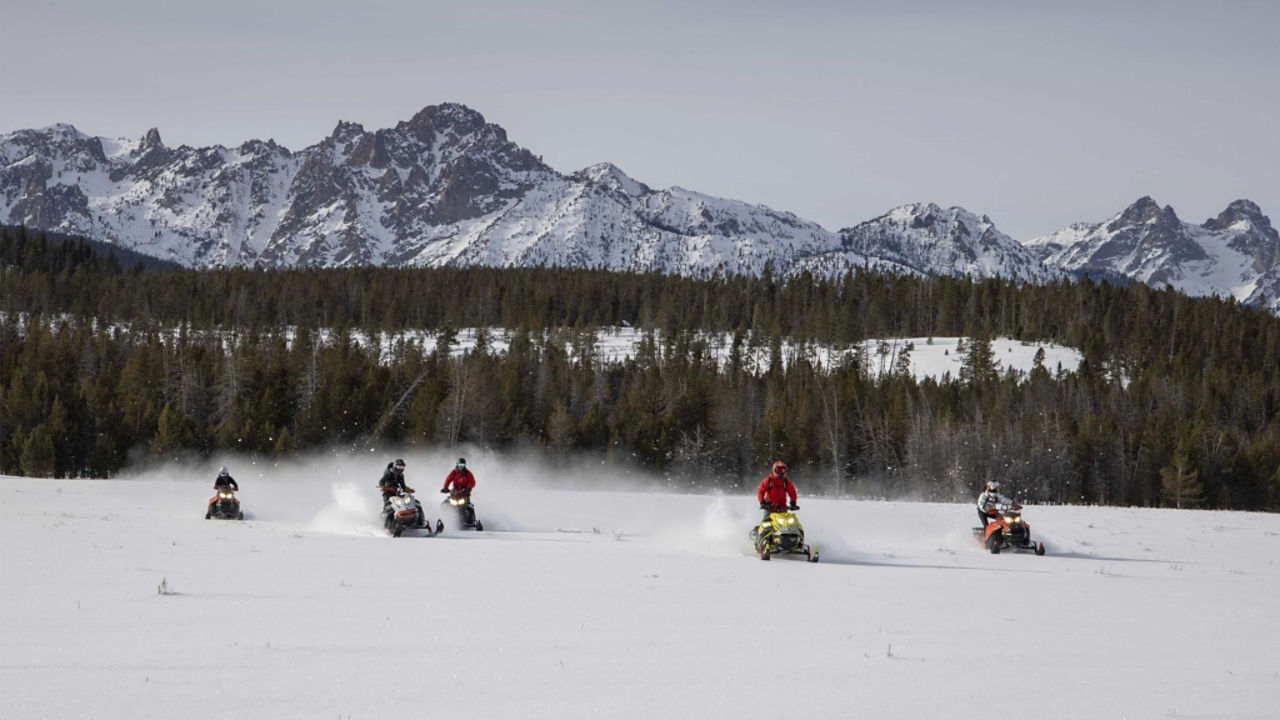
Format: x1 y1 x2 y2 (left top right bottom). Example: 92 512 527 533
2 103 1276 312
1025 197 1280 311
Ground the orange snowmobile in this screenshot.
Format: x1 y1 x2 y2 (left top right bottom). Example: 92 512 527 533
974 503 1046 555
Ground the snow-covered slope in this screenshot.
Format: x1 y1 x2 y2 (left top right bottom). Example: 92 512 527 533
1027 197 1280 312
795 203 1061 283
3 461 1278 719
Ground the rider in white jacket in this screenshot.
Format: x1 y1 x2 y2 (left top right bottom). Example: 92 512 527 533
977 481 1012 527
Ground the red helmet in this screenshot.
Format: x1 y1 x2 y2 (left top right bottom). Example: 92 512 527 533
772 461 787 476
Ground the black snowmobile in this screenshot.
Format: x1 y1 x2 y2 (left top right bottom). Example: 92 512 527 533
205 489 244 520
383 490 443 538
441 490 484 531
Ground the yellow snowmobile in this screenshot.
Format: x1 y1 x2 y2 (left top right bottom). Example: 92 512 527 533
750 511 818 562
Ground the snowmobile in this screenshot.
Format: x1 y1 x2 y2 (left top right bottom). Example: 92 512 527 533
382 490 444 538
973 503 1046 555
750 511 818 562
442 490 483 531
205 489 244 520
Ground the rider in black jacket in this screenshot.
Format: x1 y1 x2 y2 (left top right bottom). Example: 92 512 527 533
378 459 414 509
214 466 238 491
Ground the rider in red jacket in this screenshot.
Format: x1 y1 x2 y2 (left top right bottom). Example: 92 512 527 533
441 458 476 495
757 461 798 520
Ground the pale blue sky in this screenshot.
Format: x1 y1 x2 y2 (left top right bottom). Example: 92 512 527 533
2 0 1277 239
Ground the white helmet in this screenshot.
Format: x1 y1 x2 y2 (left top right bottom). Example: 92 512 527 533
218 466 229 477
986 480 999 491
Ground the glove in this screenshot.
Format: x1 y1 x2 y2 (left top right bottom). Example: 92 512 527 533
789 503 798 511
440 488 449 494
760 502 769 509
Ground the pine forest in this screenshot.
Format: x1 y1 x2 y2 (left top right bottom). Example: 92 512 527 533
3 225 1278 510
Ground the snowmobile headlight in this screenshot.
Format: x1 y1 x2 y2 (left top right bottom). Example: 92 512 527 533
219 491 234 499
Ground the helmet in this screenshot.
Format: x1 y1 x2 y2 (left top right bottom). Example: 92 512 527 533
218 466 229 477
456 458 466 468
772 461 787 476
986 481 1000 491
393 459 406 471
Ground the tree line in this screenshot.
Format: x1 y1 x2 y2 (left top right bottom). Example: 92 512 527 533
3 225 1279 509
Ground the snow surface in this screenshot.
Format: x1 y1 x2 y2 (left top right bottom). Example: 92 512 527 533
3 453 1278 719
355 329 1082 381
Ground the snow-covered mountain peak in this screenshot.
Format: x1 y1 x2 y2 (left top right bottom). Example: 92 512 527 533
237 137 286 158
794 202 1057 283
328 120 366 142
404 102 488 132
883 201 944 224
394 103 519 157
575 162 650 197
877 203 996 239
3 123 106 163
1205 199 1271 232
1111 195 1166 225
40 123 89 142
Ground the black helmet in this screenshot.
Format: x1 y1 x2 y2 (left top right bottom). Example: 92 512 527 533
393 458 406 472
456 458 466 468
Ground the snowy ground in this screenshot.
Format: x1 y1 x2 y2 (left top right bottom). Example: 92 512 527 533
3 313 1083 382
3 452 1277 719
410 329 1081 382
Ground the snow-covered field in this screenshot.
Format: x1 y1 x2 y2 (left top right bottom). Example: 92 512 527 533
3 312 1084 383
3 452 1277 719
389 328 1082 381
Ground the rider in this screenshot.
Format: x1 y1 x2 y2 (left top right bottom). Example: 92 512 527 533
441 457 476 496
214 466 239 492
206 466 239 519
977 480 1012 527
757 461 798 521
379 458 415 510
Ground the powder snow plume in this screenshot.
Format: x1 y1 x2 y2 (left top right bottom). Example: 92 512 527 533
309 481 383 536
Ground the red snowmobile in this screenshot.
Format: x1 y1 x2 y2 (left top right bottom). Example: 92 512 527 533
974 503 1046 555
206 488 243 520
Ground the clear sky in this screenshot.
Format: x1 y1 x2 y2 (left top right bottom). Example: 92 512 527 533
1 0 1277 239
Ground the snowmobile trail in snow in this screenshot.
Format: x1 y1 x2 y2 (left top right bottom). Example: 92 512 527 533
4 475 1279 719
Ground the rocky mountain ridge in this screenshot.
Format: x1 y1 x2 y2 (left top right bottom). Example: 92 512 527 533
2 104 1276 312
1027 196 1280 312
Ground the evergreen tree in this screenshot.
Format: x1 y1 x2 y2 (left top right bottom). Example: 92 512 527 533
959 333 997 387
20 425 56 477
1161 444 1204 509
150 403 195 458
